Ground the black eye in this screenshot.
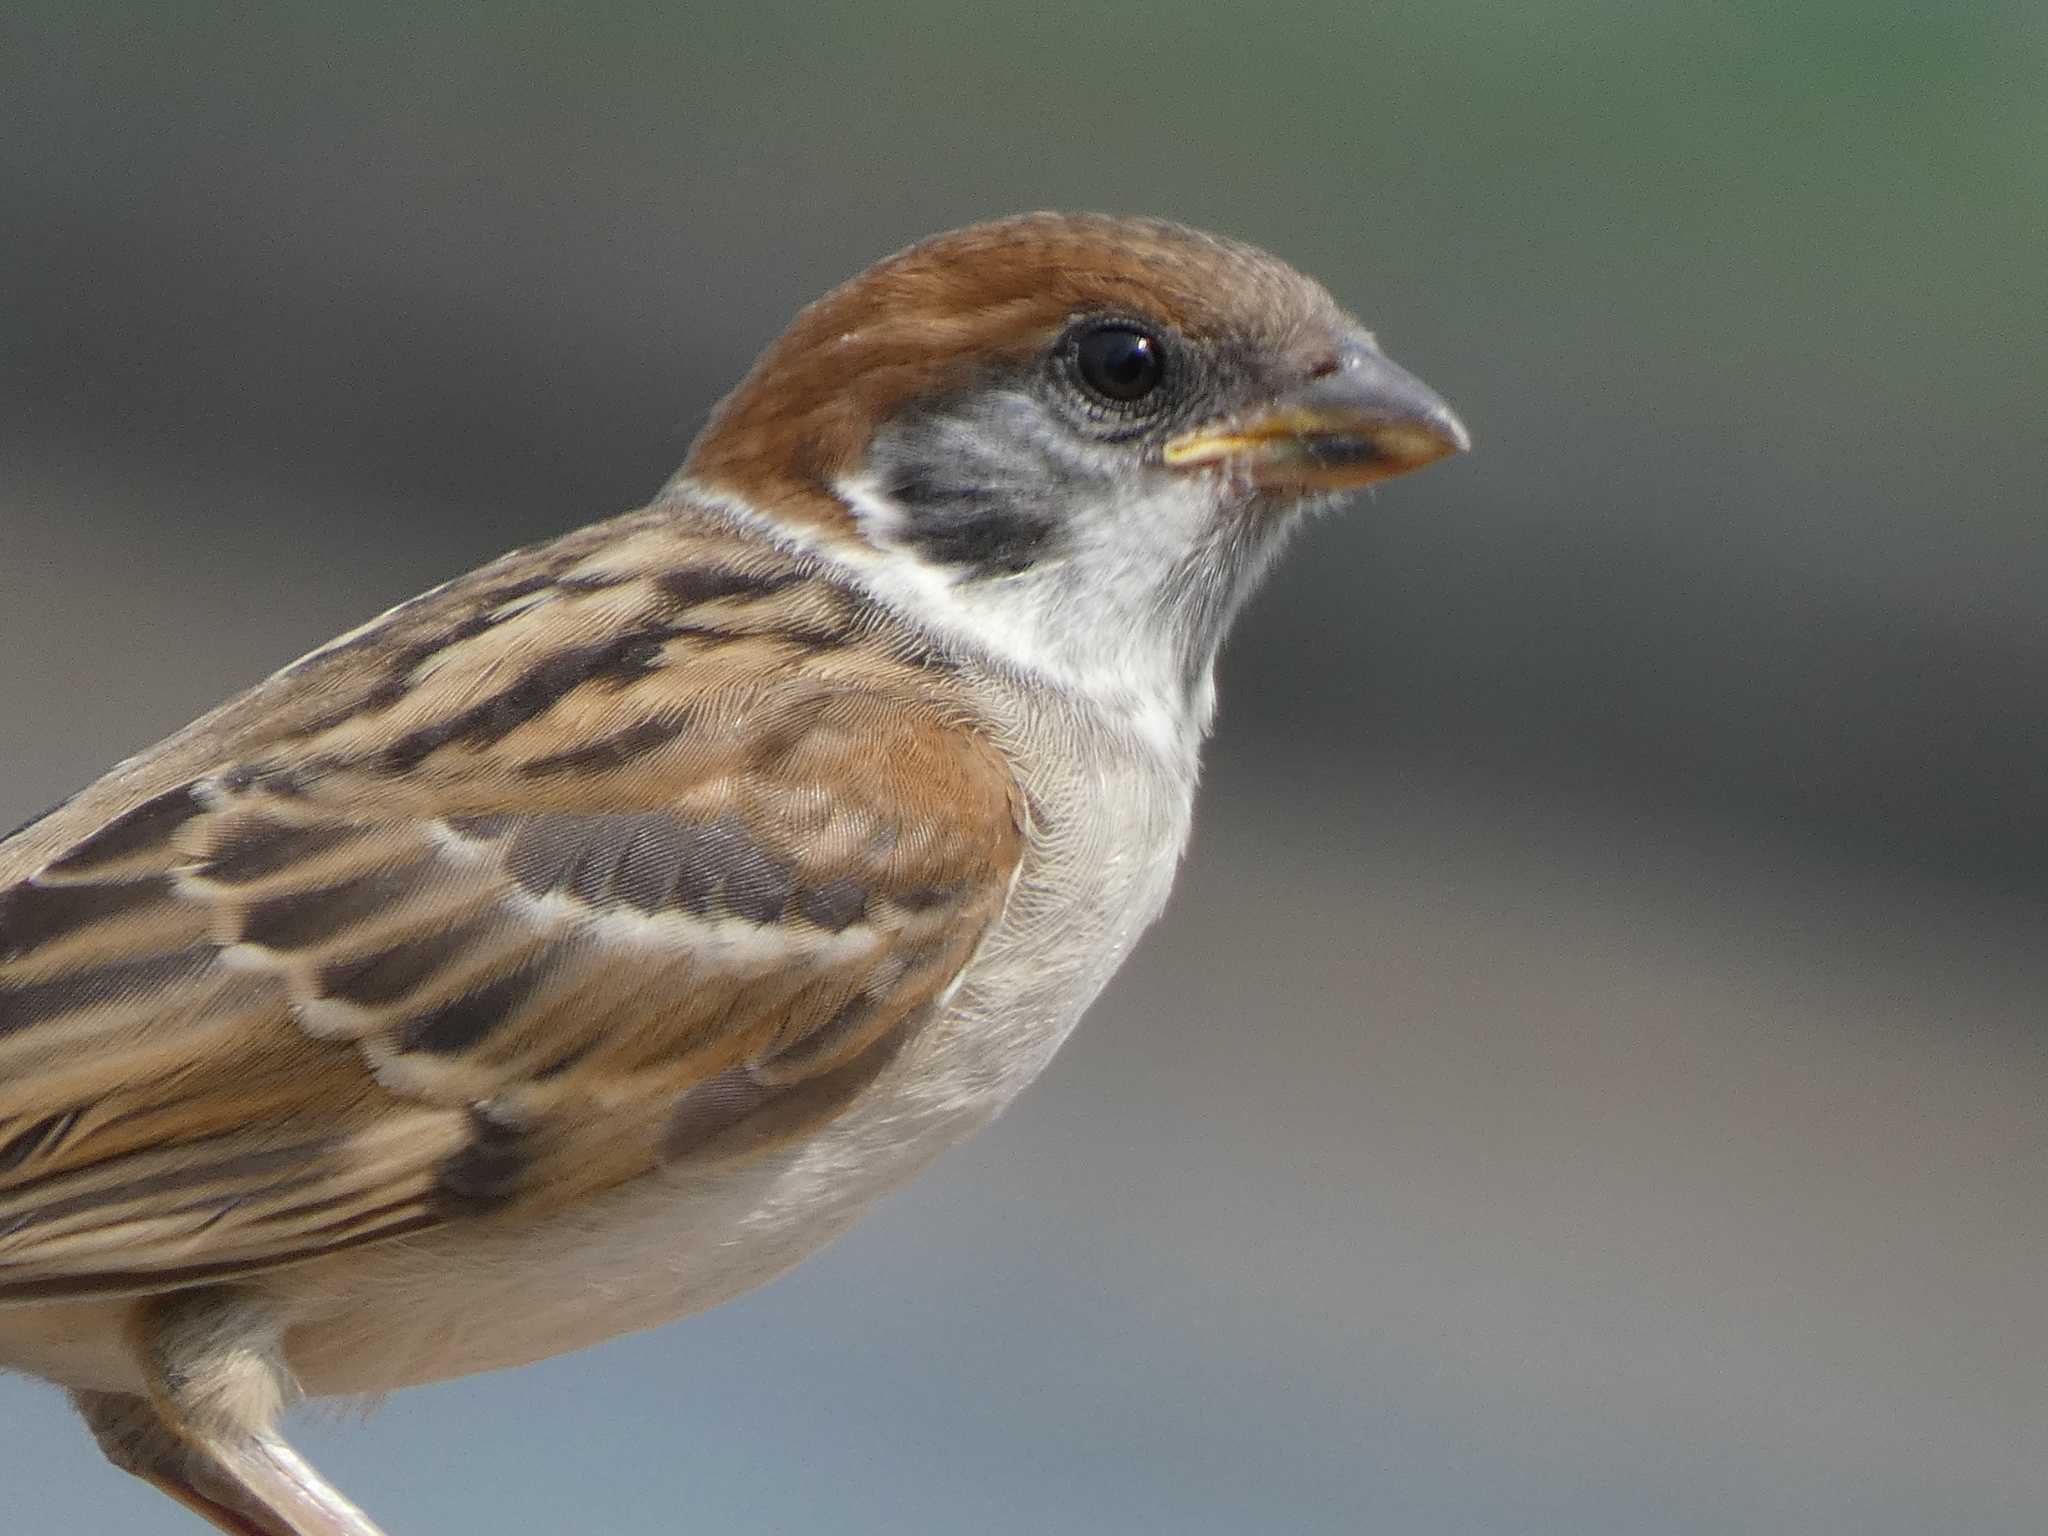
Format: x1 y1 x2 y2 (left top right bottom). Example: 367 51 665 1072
1074 325 1165 404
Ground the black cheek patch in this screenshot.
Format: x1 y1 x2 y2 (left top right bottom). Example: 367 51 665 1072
882 464 1059 579
864 394 1075 581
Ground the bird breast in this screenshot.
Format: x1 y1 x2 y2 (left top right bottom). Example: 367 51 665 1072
269 664 1199 1396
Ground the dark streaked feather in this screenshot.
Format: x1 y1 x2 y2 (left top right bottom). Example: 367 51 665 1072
0 503 1023 1300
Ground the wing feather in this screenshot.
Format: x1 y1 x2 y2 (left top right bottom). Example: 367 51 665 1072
0 513 1022 1299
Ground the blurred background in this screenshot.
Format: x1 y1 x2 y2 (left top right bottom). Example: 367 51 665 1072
3 3 2043 1532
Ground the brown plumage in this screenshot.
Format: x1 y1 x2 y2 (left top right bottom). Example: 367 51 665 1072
0 212 1465 1536
0 511 1021 1299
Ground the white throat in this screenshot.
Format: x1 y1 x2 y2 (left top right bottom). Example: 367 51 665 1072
670 474 1288 766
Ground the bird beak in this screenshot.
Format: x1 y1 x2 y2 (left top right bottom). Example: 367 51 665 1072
1162 339 1470 492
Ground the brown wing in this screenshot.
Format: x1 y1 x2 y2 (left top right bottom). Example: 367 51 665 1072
0 506 1023 1300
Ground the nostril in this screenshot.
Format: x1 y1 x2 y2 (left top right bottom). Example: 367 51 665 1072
1306 354 1343 379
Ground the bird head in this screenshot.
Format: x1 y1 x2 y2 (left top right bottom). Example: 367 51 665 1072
681 213 1468 745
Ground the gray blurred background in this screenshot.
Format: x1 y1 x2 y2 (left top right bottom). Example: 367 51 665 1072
3 3 2044 1532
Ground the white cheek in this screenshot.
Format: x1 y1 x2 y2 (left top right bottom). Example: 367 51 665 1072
841 471 1218 716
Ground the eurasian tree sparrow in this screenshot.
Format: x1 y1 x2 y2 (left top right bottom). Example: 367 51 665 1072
0 213 1466 1535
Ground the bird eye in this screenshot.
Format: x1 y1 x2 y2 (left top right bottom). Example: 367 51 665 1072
1073 325 1165 404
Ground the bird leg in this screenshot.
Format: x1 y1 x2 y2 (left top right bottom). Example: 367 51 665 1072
74 1289 389 1536
71 1391 285 1536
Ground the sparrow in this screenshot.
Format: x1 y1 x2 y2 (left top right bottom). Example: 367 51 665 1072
0 212 1466 1535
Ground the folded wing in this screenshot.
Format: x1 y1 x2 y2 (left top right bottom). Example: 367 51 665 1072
0 515 1023 1299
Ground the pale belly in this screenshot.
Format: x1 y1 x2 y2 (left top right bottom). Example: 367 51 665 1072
293 748 1186 1397
279 1034 1002 1397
